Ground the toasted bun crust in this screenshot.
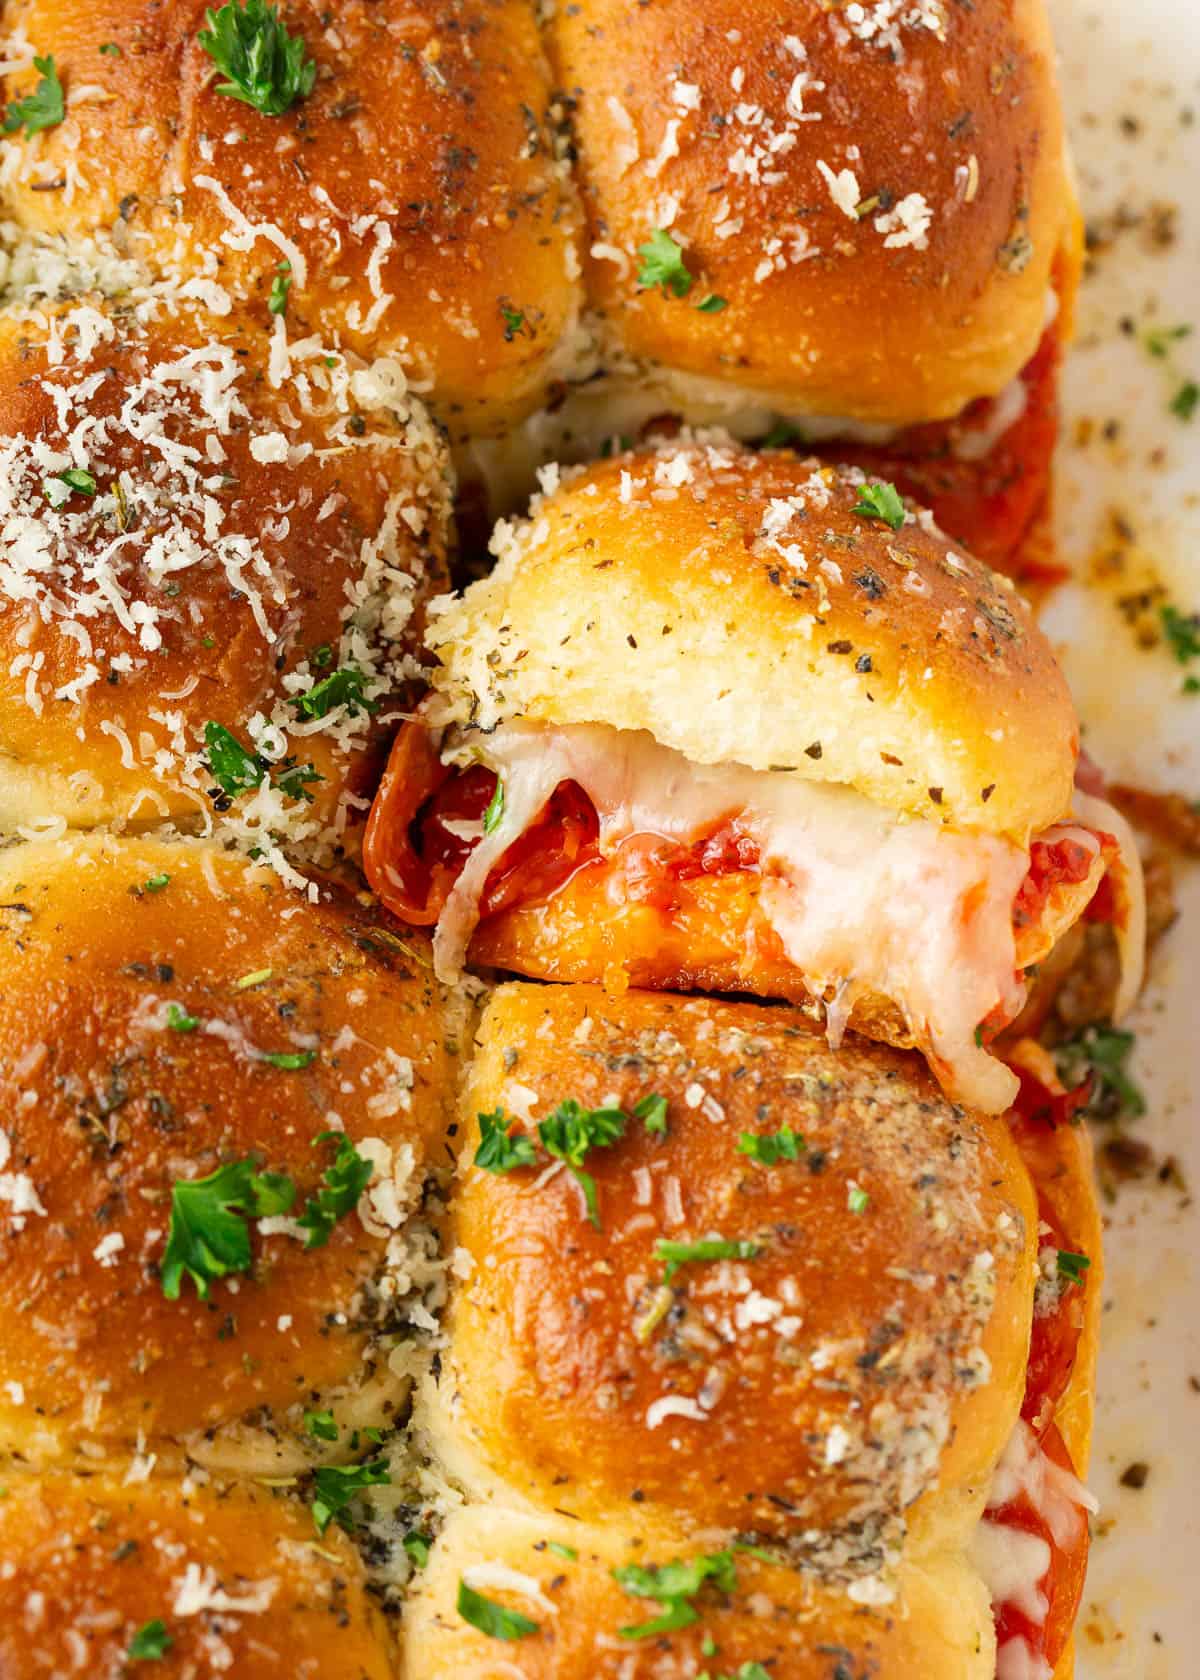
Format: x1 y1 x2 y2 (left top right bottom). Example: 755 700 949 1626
0 1471 395 1678
402 1505 996 1680
460 864 966 1053
423 983 1034 1566
549 0 1074 425
427 442 1077 840
0 0 583 434
0 833 460 1467
0 297 448 840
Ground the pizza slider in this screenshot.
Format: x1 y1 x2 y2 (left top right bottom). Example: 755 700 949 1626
0 832 463 1472
0 0 582 436
0 295 448 869
365 441 1144 1113
408 983 1102 1679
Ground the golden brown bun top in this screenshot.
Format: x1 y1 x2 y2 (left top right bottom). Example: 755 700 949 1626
402 1505 996 1680
427 441 1078 841
550 0 1074 424
0 1472 394 1679
0 833 460 1464
0 296 448 839
0 0 583 434
434 983 1034 1568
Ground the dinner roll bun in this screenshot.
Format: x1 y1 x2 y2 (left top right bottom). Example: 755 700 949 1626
0 296 448 853
0 0 584 433
0 1471 395 1678
402 1504 996 1680
426 439 1077 842
421 984 1035 1568
0 833 464 1469
549 0 1075 426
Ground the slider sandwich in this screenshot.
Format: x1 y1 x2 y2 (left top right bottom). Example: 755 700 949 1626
408 983 1102 1680
366 440 1143 1113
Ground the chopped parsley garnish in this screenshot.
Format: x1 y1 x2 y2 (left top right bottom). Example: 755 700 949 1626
304 1408 338 1441
404 1530 432 1568
1055 1024 1145 1123
127 1620 172 1662
1171 380 1200 422
203 721 322 804
166 1003 200 1033
456 1580 539 1641
3 55 64 137
1160 604 1200 693
204 721 266 795
268 260 292 316
296 1131 373 1248
847 1185 870 1215
143 873 171 893
99 41 123 57
636 229 694 298
613 1550 737 1639
1144 323 1192 358
160 1157 295 1300
501 305 526 340
546 1540 578 1560
259 1047 316 1070
655 1237 760 1284
634 1092 668 1136
310 1457 390 1535
292 665 375 720
474 1094 666 1227
273 760 322 802
737 1126 804 1164
52 467 98 498
482 778 505 835
474 1108 539 1174
852 480 906 532
538 1097 627 1228
695 293 727 313
198 0 316 117
310 642 333 668
1056 1249 1091 1284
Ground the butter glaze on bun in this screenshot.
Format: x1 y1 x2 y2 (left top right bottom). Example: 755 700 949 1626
402 1505 997 1680
0 296 448 853
424 983 1035 1564
549 0 1075 424
0 1472 395 1678
426 439 1076 843
0 833 460 1469
0 0 584 434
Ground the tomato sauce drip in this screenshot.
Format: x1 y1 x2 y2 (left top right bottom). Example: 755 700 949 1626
985 1063 1095 1674
988 1420 1092 1670
817 323 1060 580
1012 835 1099 933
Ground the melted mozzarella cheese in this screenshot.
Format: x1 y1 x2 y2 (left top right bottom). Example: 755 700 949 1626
433 721 1034 1112
969 1518 1051 1624
986 1419 1099 1547
995 1638 1053 1680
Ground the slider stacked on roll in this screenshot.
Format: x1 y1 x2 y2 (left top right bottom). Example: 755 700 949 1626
365 438 1144 1116
0 0 1078 573
0 831 466 1674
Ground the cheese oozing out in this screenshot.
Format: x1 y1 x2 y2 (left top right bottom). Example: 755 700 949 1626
969 1419 1098 1679
429 721 1077 1112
